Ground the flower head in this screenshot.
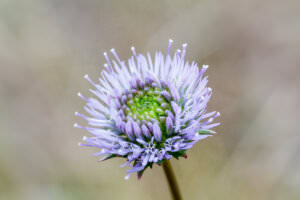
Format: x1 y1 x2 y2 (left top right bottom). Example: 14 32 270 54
75 40 220 179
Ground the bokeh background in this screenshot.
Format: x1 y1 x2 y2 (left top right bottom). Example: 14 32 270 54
1 0 300 199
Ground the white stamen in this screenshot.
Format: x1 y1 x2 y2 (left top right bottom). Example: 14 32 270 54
167 39 174 56
124 174 130 180
77 92 89 101
82 136 88 141
131 46 137 58
103 51 113 72
110 48 123 66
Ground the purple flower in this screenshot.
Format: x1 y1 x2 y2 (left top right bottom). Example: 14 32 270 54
75 40 220 179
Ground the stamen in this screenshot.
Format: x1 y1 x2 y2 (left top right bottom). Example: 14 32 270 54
82 136 88 141
110 48 123 67
103 52 113 72
131 46 138 59
181 43 188 61
199 65 209 77
167 39 173 57
77 92 89 101
84 74 97 87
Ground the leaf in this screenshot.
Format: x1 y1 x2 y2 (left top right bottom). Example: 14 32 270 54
197 129 216 135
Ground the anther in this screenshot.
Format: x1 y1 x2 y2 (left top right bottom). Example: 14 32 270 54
82 136 88 141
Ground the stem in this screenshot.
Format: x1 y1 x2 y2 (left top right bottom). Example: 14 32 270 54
162 160 183 200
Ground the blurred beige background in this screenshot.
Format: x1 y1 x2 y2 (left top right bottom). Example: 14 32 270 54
1 0 300 199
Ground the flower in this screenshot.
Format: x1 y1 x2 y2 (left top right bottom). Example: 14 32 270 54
75 39 220 179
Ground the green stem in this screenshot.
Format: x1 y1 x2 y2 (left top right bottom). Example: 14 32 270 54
162 160 183 200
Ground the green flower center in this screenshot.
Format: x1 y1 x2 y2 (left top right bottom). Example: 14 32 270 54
126 88 171 123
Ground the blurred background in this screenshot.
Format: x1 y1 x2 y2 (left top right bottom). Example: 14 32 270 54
1 0 300 199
